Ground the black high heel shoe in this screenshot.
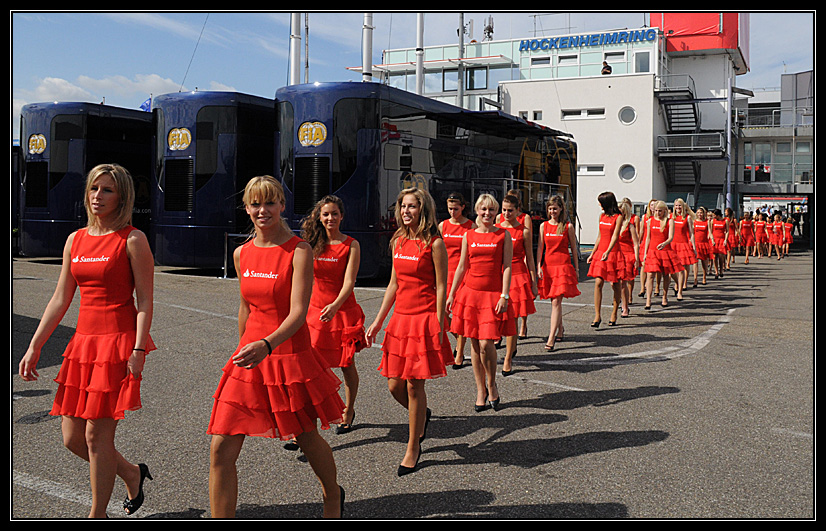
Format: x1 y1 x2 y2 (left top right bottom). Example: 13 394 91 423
123 463 152 515
397 445 422 477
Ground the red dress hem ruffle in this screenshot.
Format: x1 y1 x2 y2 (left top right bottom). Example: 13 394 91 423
378 312 453 380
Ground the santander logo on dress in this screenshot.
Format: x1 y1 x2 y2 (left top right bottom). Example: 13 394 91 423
243 269 279 279
72 255 110 263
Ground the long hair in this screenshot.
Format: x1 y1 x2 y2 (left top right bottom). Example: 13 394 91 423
241 175 290 235
655 200 670 233
674 198 695 223
390 187 440 252
597 191 621 216
619 197 635 233
546 194 569 235
301 195 345 257
84 163 135 231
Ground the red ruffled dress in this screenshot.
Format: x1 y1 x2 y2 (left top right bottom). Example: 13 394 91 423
784 222 794 245
617 215 639 280
644 218 681 275
769 222 783 246
755 221 767 244
727 219 740 249
694 219 713 261
207 237 344 440
711 220 728 255
50 226 156 420
740 219 755 247
450 229 517 340
442 219 474 298
538 221 580 300
378 237 453 380
306 236 367 368
497 222 536 318
671 216 697 267
587 214 626 283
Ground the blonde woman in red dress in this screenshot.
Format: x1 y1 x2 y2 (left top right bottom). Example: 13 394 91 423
586 192 625 326
643 201 681 309
366 187 452 476
617 198 640 318
439 192 476 369
692 207 713 285
496 194 538 374
302 195 367 435
739 211 756 264
19 164 156 518
536 195 580 351
725 208 739 269
448 194 514 404
208 176 344 518
769 213 785 260
671 199 697 299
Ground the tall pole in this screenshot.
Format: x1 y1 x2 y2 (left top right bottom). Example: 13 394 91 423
416 14 424 95
457 13 464 108
362 13 374 83
289 13 301 85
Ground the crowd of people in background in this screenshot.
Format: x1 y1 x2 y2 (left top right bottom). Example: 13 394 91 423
17 167 804 519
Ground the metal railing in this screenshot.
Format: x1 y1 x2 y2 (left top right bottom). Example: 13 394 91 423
657 132 725 153
736 106 813 129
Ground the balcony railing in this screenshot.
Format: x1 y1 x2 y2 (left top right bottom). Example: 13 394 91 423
657 132 725 155
737 106 813 129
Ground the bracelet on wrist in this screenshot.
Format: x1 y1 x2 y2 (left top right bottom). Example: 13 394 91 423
132 348 145 352
261 338 273 355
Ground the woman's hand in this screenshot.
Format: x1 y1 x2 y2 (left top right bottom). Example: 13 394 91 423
232 340 270 369
127 349 146 377
19 347 41 382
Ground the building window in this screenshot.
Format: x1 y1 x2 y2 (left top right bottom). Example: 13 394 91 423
558 54 578 66
578 164 605 176
618 164 636 182
533 111 543 121
531 56 551 67
619 106 637 125
561 108 605 120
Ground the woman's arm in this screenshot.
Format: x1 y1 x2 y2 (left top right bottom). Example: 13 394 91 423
126 229 155 376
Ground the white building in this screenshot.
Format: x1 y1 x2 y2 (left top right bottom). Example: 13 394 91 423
359 13 788 246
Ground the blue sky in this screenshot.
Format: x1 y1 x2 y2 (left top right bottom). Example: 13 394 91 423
11 11 814 140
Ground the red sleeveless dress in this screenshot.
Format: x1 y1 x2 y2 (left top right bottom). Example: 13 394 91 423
784 222 794 245
538 221 580 300
450 229 517 340
306 236 366 368
378 237 453 380
587 213 626 283
755 221 767 244
671 216 697 266
644 218 681 275
50 226 156 420
442 219 474 296
711 220 728 255
617 215 639 280
497 222 536 318
740 219 755 247
694 219 713 261
207 237 344 440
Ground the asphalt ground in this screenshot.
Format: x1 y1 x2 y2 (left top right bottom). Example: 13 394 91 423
11 246 814 520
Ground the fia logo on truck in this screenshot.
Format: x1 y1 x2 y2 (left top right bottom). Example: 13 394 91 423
168 128 192 151
28 134 46 154
298 121 327 147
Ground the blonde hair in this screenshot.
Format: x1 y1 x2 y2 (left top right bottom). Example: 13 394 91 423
654 200 670 233
242 175 290 234
619 197 635 233
84 163 134 231
390 187 440 251
674 198 695 223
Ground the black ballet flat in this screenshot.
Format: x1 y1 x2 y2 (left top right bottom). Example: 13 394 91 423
397 446 422 477
284 439 300 451
123 463 152 515
335 412 356 434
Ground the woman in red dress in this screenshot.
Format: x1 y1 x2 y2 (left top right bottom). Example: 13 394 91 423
670 199 697 299
586 192 625 326
496 189 534 338
366 187 452 476
536 195 580 351
496 194 538 374
439 192 475 369
302 195 367 435
643 201 681 309
725 208 739 269
617 198 640 318
769 213 785 260
692 207 713 285
637 199 659 298
782 216 794 257
709 209 729 278
754 213 768 258
19 164 156 518
208 176 344 518
448 194 514 403
739 211 756 264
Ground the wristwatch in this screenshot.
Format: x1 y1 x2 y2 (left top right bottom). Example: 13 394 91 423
500 293 509 300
